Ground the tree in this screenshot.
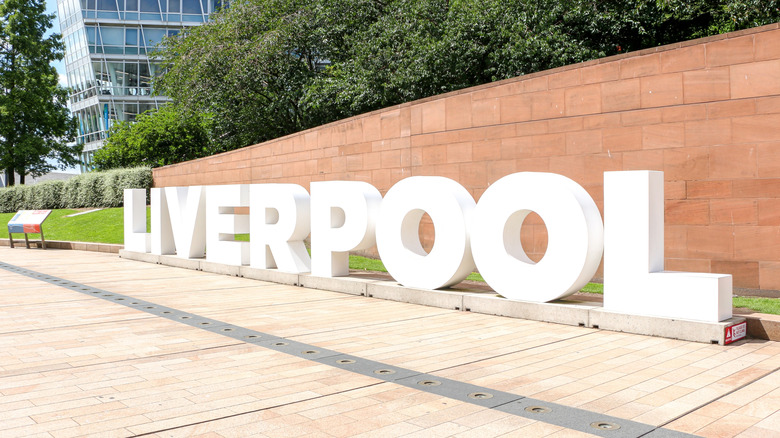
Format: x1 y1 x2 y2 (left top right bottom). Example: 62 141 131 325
0 0 79 186
154 0 385 151
92 104 215 169
154 0 780 154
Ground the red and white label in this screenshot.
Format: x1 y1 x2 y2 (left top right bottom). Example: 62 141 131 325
724 321 747 345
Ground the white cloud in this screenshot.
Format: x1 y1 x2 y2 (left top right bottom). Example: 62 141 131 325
59 74 68 87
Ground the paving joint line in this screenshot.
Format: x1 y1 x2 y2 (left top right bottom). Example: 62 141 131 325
581 340 767 421
284 311 454 341
425 330 599 375
0 343 246 380
0 315 158 336
651 363 780 432
0 297 101 308
0 260 700 438
130 382 387 437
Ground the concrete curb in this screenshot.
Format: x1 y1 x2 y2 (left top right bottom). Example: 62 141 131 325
0 238 122 253
118 249 760 345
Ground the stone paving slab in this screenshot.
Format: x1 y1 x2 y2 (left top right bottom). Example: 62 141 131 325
0 247 778 437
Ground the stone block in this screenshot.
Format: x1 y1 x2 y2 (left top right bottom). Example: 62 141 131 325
711 260 759 289
530 89 565 120
463 294 594 327
664 200 709 225
620 53 660 79
663 147 709 180
298 274 379 295
119 250 160 264
641 73 683 108
564 84 601 116
239 266 299 285
759 261 780 290
710 199 757 225
590 309 746 345
687 180 732 199
709 145 758 179
158 255 202 271
683 68 730 103
642 123 684 149
200 260 241 276
706 35 754 67
661 44 705 73
367 281 464 310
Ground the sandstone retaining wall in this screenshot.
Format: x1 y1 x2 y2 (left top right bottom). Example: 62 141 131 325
154 23 780 292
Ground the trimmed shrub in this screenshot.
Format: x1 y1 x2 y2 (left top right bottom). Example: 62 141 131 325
0 167 152 213
100 169 123 207
114 167 153 205
0 185 25 213
23 181 65 210
76 172 104 208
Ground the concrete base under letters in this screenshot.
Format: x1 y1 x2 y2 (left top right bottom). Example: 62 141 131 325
120 250 746 345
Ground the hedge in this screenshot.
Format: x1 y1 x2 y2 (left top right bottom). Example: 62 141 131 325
0 167 152 213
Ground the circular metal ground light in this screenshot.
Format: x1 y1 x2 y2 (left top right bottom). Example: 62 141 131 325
417 380 441 387
244 335 260 339
524 406 552 414
468 392 493 400
221 328 233 332
337 359 356 364
273 342 289 346
374 369 395 375
590 421 620 431
302 350 319 355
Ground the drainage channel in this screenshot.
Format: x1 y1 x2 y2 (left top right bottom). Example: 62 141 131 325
0 261 698 438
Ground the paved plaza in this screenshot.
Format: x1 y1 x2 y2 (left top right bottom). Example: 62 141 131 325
0 247 778 437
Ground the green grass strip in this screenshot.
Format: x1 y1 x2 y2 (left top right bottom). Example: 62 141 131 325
733 296 780 315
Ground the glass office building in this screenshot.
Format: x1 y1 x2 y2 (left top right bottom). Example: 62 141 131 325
56 0 221 170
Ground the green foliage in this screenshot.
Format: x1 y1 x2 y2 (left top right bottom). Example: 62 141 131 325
0 167 152 213
154 0 346 151
0 185 25 213
92 104 215 170
0 0 80 185
23 180 65 210
151 0 780 156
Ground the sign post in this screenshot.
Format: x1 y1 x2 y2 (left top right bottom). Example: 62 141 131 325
7 210 52 249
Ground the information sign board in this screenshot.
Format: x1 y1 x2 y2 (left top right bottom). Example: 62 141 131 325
7 210 52 249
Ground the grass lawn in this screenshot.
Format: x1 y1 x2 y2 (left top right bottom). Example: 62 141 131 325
1 208 777 315
733 296 780 315
0 208 144 244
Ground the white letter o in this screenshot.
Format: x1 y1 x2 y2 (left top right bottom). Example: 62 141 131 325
472 172 603 302
376 176 476 290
